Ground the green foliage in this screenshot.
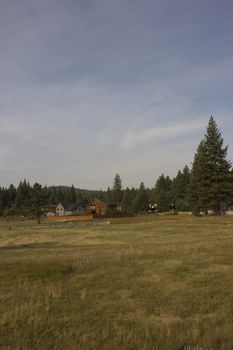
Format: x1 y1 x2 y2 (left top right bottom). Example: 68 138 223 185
15 180 32 212
190 117 232 215
153 174 173 212
0 185 17 215
106 186 112 203
173 166 190 211
31 183 46 224
122 187 133 213
70 184 77 202
112 173 123 203
132 182 149 213
0 183 108 218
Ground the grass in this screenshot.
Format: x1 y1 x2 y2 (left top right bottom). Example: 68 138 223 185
1 215 233 349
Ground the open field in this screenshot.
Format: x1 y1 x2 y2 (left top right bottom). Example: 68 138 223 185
1 215 233 349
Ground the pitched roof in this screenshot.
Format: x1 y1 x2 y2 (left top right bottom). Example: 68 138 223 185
65 202 79 211
57 202 83 211
90 198 106 206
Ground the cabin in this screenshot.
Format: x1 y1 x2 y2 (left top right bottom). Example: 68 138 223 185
86 198 107 216
108 203 122 213
56 202 85 216
45 205 57 217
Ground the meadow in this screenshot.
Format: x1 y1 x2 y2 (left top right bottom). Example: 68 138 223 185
1 215 233 349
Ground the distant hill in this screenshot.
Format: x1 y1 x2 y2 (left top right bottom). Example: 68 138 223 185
55 186 107 202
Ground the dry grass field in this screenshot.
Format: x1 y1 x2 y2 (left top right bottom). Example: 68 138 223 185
1 215 233 349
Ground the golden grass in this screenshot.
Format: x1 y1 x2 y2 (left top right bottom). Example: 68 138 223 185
0 215 233 349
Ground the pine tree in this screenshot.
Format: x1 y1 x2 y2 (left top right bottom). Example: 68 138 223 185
153 174 173 212
132 182 149 213
122 187 138 213
31 183 45 224
15 180 32 215
48 186 58 204
173 166 190 211
122 187 133 213
106 187 112 203
189 141 207 214
77 189 84 204
57 188 65 202
190 117 232 214
70 185 77 202
112 174 123 203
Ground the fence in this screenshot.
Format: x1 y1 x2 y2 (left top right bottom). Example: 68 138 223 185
47 215 93 222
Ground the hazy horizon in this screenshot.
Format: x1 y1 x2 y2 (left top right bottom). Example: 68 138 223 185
1 0 233 189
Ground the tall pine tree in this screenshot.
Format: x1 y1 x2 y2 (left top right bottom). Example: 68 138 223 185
190 116 232 214
112 174 123 203
31 183 45 224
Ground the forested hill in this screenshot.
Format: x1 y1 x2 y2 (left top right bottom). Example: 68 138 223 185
56 186 102 200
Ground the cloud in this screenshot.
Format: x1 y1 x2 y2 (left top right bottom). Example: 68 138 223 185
121 120 206 151
0 1 233 188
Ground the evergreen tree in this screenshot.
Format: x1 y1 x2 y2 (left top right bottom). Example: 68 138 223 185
15 180 32 215
77 189 84 204
112 174 123 203
48 186 58 204
63 187 71 203
31 183 45 224
132 182 149 213
70 185 77 202
106 187 112 204
6 184 17 206
122 187 133 213
189 141 207 214
0 188 6 215
173 166 190 211
190 116 232 214
57 188 65 202
153 174 173 212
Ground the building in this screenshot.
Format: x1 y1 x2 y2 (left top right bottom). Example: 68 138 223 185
108 203 122 213
45 205 57 217
86 198 107 216
56 202 85 216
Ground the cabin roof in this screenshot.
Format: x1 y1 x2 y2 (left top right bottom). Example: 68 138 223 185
57 202 83 211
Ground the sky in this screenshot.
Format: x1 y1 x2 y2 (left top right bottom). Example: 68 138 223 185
0 0 233 189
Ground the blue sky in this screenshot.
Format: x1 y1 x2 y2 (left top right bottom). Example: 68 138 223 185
0 0 233 189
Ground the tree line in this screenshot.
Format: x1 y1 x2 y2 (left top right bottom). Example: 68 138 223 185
0 117 232 219
108 117 233 215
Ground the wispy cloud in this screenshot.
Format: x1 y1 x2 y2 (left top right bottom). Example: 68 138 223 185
0 1 233 188
122 120 206 151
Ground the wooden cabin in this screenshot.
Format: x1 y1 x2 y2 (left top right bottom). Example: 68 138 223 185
86 198 107 216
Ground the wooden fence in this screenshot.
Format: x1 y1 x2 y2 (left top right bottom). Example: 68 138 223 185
47 215 93 222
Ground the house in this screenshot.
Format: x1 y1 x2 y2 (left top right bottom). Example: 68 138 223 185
56 202 85 216
45 205 57 217
86 198 107 216
108 203 122 212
